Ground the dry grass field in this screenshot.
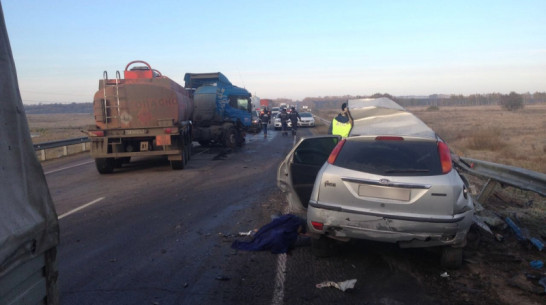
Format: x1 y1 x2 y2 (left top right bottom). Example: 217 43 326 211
408 104 546 174
317 104 546 173
27 113 94 144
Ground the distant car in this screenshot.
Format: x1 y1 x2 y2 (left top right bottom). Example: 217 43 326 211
298 112 315 127
249 110 261 133
277 98 474 268
274 113 292 130
271 107 280 118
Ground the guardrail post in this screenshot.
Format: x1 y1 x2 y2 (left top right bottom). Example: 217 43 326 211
81 142 86 152
40 150 46 161
477 178 500 203
63 146 68 156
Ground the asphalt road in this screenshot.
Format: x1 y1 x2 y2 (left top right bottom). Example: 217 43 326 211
42 126 470 305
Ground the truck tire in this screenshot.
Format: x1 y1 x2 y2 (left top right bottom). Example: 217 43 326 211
198 140 210 147
95 158 115 174
224 128 237 148
236 130 245 147
170 158 185 170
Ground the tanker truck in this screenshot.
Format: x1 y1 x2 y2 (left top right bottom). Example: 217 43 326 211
184 72 252 148
87 60 193 173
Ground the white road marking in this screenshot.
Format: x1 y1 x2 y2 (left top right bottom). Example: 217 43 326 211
271 205 290 305
58 197 105 220
44 161 94 175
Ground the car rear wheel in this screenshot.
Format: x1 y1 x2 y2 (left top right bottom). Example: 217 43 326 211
441 246 463 269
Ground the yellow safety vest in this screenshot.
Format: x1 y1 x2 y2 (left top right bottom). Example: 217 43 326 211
331 117 352 138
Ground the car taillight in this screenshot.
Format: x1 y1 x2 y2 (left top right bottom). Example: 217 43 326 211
327 139 346 164
375 136 404 141
438 141 452 174
88 130 104 137
311 221 324 231
164 128 172 134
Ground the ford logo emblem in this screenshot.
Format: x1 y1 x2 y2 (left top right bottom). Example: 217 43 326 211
379 179 390 185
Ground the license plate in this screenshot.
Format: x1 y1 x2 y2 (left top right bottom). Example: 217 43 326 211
125 129 147 135
140 141 149 151
358 184 411 202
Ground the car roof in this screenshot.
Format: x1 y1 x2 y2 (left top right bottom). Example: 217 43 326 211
348 98 437 139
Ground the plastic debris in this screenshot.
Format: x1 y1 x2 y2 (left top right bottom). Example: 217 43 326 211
316 279 357 292
440 272 450 278
494 233 504 242
238 230 253 236
529 237 544 251
505 217 525 241
539 277 546 293
530 260 544 269
473 215 493 234
215 275 230 281
505 217 544 251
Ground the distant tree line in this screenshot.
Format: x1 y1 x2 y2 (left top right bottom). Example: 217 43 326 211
24 102 93 114
396 92 545 109
280 92 545 112
24 92 544 114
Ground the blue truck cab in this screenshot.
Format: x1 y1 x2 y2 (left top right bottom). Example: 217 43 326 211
184 72 252 147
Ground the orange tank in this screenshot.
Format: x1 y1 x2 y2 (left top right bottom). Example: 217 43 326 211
93 60 193 129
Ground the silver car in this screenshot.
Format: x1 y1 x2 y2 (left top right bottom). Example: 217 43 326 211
298 112 315 127
277 98 474 268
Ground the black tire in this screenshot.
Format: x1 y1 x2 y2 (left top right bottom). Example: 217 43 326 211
236 130 245 147
95 158 115 174
224 128 237 148
441 246 463 269
311 236 337 258
170 159 184 170
114 158 124 168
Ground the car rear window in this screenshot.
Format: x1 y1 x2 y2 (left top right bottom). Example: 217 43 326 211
333 139 443 176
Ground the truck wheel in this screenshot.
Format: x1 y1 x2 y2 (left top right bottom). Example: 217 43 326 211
236 130 245 147
441 246 463 269
170 159 184 170
114 158 124 168
198 140 210 147
95 158 115 174
185 142 192 162
224 128 237 148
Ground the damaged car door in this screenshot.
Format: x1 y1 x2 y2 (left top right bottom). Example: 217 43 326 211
277 135 341 214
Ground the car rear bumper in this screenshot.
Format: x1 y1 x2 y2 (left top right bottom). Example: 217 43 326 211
307 201 473 248
299 121 315 126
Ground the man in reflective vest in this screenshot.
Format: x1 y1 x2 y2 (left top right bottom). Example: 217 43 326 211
328 102 353 138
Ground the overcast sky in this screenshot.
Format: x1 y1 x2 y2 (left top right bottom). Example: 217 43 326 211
2 0 545 104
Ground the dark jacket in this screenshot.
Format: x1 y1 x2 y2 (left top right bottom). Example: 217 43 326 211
259 111 270 124
279 111 289 123
289 111 301 124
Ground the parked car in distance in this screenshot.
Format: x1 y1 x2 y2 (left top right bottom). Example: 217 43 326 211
274 113 292 130
271 107 280 118
298 112 315 127
277 98 474 269
249 110 261 133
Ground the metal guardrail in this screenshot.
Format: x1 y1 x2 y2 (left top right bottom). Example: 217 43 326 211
33 137 89 151
33 135 546 199
33 137 90 161
454 156 546 200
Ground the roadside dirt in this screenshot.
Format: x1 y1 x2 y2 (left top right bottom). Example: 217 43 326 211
440 174 546 305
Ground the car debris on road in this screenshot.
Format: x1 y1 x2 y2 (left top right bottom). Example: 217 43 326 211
316 279 357 292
